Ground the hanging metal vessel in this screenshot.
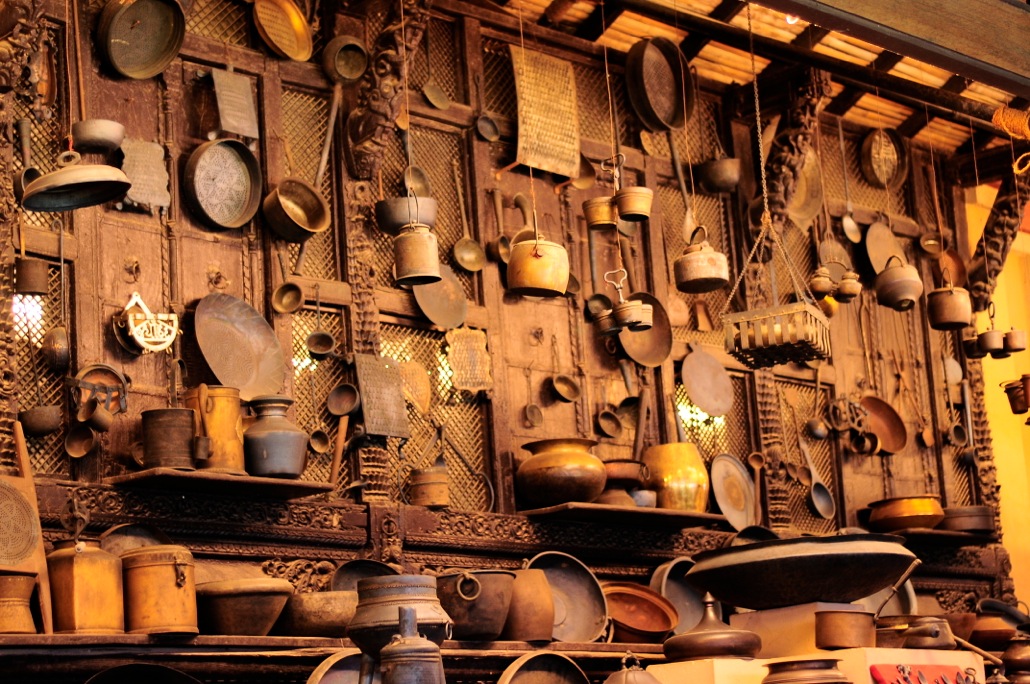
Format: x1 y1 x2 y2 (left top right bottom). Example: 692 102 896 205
183 140 262 230
97 0 185 79
393 225 441 287
674 226 729 294
21 152 130 212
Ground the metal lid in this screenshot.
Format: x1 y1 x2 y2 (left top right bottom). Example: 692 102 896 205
253 0 313 61
119 543 194 567
22 163 131 212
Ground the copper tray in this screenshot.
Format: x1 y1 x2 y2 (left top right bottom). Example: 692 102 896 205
97 0 185 80
686 534 916 610
194 293 286 401
253 0 313 62
786 148 824 229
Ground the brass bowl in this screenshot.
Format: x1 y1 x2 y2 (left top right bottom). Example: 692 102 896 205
196 578 294 636
867 496 945 532
602 581 678 643
272 590 358 637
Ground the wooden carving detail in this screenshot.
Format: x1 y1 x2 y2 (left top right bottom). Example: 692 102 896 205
262 558 337 593
344 0 430 181
967 362 1002 530
968 172 1030 311
755 369 791 531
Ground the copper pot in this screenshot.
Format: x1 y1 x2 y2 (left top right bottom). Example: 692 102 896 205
516 438 606 509
926 280 972 330
507 238 570 297
815 610 876 650
500 568 554 642
393 225 441 287
674 226 729 294
614 186 654 222
582 196 618 229
436 569 516 640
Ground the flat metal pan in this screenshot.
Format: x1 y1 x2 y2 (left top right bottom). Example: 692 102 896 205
786 148 824 229
865 220 904 275
97 0 185 80
624 37 693 133
711 453 755 531
194 293 286 401
680 342 733 417
183 139 262 230
253 0 313 62
618 292 672 368
412 264 467 330
860 395 907 455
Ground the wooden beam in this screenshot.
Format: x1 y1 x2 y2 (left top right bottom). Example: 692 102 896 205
538 0 578 27
754 0 1030 99
790 24 831 48
948 139 1030 186
619 0 1004 134
895 74 970 137
574 3 624 41
679 0 745 61
823 51 903 116
955 97 1029 155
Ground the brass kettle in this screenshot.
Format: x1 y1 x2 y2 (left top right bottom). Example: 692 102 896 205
674 226 728 294
874 255 923 311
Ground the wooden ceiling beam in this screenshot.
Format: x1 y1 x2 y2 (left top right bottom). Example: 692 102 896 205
894 74 970 138
790 24 831 49
948 139 1030 186
538 0 578 27
574 3 624 41
619 0 1004 135
823 50 903 116
679 0 746 61
752 0 1030 99
955 97 1029 155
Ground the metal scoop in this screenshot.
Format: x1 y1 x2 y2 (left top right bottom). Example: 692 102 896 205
421 28 451 110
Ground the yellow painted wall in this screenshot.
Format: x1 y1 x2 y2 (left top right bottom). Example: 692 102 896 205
965 185 1030 602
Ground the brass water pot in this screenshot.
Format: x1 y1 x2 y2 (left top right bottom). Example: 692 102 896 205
46 540 124 634
0 572 38 634
642 441 709 512
121 545 198 636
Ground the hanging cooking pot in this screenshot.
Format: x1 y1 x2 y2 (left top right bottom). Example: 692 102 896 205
71 119 126 152
926 270 972 331
14 256 49 295
614 186 654 223
375 196 438 234
393 224 441 287
674 226 729 294
322 34 368 83
262 177 331 243
183 139 261 230
874 255 923 311
582 196 618 230
507 236 569 298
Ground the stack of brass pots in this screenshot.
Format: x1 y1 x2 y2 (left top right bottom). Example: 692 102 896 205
807 264 862 304
377 196 442 287
874 255 923 311
436 569 516 640
47 540 124 634
348 575 453 656
380 606 447 684
674 226 729 294
120 544 198 635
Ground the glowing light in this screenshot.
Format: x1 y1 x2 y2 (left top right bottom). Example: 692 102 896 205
13 295 45 346
676 401 726 431
785 14 800 24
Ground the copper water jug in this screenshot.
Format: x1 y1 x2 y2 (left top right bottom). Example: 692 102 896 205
348 575 453 657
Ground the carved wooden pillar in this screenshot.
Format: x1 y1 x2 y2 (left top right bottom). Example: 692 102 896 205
967 171 1030 311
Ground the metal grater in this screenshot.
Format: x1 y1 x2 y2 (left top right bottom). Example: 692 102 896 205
353 353 411 438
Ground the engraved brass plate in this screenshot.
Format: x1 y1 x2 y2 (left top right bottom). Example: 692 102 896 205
212 68 260 139
508 45 580 178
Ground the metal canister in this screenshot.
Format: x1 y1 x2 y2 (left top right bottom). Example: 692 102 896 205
380 606 447 684
46 540 124 634
183 384 245 475
142 408 196 470
407 456 449 508
348 575 452 656
392 225 440 287
120 545 198 635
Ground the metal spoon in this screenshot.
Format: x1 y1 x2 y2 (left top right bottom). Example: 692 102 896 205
307 374 331 454
522 368 543 428
747 451 766 526
450 158 486 272
797 431 836 519
837 118 861 243
305 284 336 359
421 28 451 110
41 218 69 372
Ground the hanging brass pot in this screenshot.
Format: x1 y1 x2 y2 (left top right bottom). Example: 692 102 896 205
674 226 729 294
22 151 131 212
614 186 654 222
926 273 972 331
507 238 569 297
393 224 441 287
874 255 923 311
582 196 618 230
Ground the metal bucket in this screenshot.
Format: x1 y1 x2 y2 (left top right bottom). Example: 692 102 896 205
408 457 450 508
15 257 49 295
120 545 198 636
183 385 245 475
0 572 38 634
142 409 196 470
436 570 516 641
393 226 441 287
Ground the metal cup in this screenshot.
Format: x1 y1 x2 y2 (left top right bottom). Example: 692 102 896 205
77 397 114 432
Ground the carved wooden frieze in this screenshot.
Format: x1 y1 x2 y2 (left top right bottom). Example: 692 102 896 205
968 172 1030 311
263 558 337 592
344 0 430 181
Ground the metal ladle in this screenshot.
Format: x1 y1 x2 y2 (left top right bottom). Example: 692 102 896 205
837 118 861 243
747 451 765 526
420 27 451 110
305 284 336 359
595 381 623 438
522 367 543 428
41 218 69 373
790 402 836 519
306 374 331 454
13 118 41 203
451 158 485 272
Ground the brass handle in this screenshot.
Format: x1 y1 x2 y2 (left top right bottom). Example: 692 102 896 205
174 559 187 587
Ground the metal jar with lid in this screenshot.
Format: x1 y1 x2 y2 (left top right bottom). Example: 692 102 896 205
47 539 124 634
674 226 729 294
120 544 198 635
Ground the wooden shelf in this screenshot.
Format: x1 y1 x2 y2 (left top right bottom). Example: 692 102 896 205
519 502 731 529
896 528 998 546
104 468 333 500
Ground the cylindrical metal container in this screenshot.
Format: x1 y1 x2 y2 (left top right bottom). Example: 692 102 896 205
814 610 876 650
14 256 49 295
142 408 195 470
46 540 124 634
436 570 516 640
183 384 245 475
408 458 449 508
499 568 554 641
0 572 38 634
120 545 198 635
641 442 710 512
348 575 452 657
380 606 447 684
392 226 441 287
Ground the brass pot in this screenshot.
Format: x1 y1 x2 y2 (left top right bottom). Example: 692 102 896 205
516 438 606 509
348 575 452 656
0 572 38 634
674 226 729 294
874 255 923 311
698 157 741 193
614 186 654 222
47 540 124 634
1004 380 1029 414
500 568 554 642
641 442 709 512
507 239 569 297
582 196 618 229
436 569 516 641
603 581 678 643
867 496 945 532
273 590 358 637
939 505 994 533
814 610 875 650
926 281 972 330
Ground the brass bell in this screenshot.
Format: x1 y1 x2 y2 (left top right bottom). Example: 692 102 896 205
808 266 835 300
834 270 862 303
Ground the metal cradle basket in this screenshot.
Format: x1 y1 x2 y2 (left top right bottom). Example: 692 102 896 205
723 300 831 369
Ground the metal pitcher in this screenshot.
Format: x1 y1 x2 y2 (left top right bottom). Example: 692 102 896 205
674 226 729 294
183 384 246 475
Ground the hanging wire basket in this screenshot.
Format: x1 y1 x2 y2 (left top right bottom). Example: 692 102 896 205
723 300 831 369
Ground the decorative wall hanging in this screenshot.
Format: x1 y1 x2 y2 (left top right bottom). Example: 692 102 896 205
211 68 260 140
119 139 171 211
113 292 179 354
859 127 908 189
